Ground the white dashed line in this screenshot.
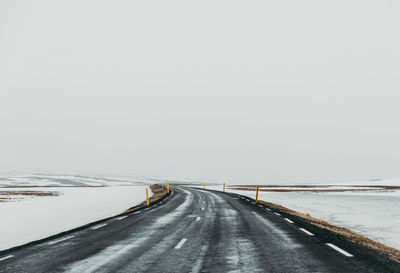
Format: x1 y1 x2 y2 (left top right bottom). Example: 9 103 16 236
174 238 187 249
274 212 281 216
92 224 107 230
201 207 204 210
326 243 354 257
48 235 75 245
299 228 314 236
196 216 201 221
265 208 271 211
0 255 14 262
258 205 263 208
117 216 128 220
133 211 141 214
144 208 150 211
284 218 294 224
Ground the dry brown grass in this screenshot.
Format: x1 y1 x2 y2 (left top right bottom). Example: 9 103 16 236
230 188 383 193
124 184 169 213
0 191 58 199
228 184 400 193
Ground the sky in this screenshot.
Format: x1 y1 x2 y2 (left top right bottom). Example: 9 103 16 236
1 0 400 184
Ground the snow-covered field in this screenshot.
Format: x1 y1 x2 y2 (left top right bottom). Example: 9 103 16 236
205 181 400 250
0 173 155 187
0 173 152 251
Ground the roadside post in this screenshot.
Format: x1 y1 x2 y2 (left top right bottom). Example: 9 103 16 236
255 187 259 203
146 188 149 206
223 183 226 192
204 183 206 189
167 184 170 193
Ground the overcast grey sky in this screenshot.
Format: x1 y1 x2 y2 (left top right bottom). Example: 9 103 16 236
1 0 400 183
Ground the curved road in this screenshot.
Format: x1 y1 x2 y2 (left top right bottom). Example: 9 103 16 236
0 187 386 272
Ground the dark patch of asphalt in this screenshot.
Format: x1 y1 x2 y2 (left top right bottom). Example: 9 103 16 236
0 187 393 273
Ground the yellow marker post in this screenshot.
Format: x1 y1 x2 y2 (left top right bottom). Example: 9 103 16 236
204 183 206 189
146 188 149 206
223 183 226 192
167 184 169 193
255 187 259 203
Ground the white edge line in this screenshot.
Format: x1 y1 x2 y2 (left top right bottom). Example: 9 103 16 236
92 223 107 230
174 238 188 249
326 243 354 257
117 216 128 220
274 212 281 216
299 228 314 236
48 235 75 245
0 255 14 262
284 218 294 224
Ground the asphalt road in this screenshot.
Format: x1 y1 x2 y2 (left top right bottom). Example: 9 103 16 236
0 187 387 273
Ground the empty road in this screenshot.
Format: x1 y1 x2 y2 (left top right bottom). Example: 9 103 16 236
0 187 387 272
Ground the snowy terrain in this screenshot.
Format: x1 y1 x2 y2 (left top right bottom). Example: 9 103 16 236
205 180 400 250
0 173 155 187
0 174 153 251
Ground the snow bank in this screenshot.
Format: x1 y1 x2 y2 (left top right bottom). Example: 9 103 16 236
0 186 150 251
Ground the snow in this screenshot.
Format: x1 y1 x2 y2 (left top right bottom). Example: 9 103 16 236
205 181 400 250
229 186 383 191
0 185 151 251
0 173 153 187
303 178 400 187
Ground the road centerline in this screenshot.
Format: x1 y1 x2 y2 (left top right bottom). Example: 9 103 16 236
174 238 188 249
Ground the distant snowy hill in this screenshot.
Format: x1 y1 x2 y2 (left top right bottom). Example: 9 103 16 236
0 173 155 187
